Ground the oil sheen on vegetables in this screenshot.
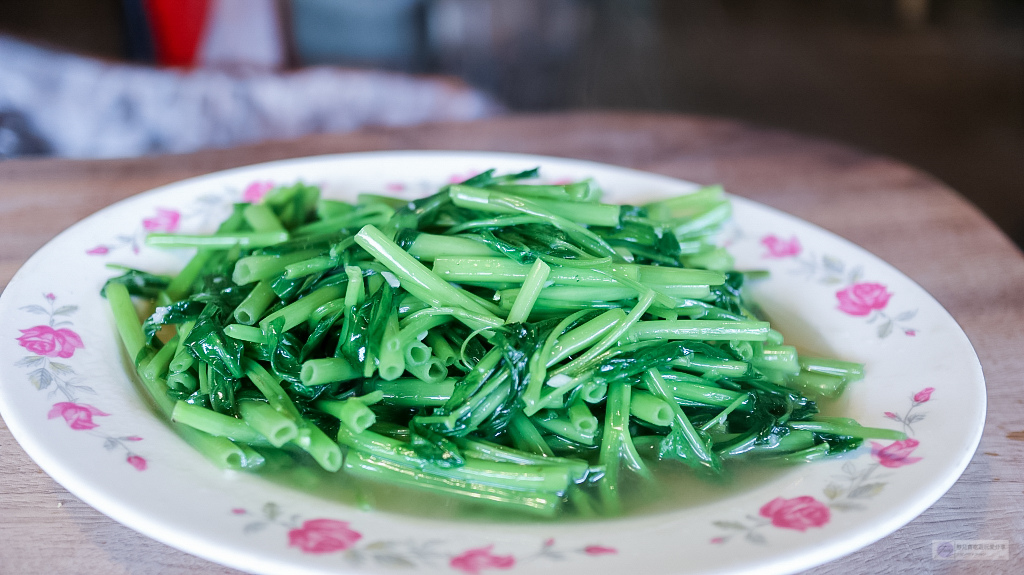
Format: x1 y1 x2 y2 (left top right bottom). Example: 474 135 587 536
254 451 794 522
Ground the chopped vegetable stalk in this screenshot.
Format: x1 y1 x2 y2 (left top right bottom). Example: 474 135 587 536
104 169 894 519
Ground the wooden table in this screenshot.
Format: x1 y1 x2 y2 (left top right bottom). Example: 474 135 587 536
1 112 1021 574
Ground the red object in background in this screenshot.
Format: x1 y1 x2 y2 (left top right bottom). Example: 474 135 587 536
145 0 211 67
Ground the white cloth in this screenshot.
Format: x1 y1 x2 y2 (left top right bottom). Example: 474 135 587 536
198 0 286 69
0 35 502 158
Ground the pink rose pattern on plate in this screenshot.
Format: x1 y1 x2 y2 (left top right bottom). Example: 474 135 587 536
141 208 181 232
17 325 84 358
759 496 831 531
86 178 274 257
14 293 147 470
760 233 918 338
761 234 802 258
836 282 891 316
885 386 934 435
47 402 109 430
711 387 932 544
235 503 615 571
87 206 182 256
450 546 515 574
871 438 923 468
288 519 363 554
242 181 275 203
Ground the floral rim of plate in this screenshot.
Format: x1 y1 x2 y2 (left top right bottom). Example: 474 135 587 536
0 151 985 575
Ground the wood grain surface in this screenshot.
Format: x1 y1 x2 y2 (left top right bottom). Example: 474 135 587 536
1 112 1021 574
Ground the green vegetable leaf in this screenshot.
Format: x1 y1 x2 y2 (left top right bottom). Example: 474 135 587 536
101 269 172 299
209 369 239 414
264 317 304 387
143 300 206 343
409 423 466 468
183 311 245 379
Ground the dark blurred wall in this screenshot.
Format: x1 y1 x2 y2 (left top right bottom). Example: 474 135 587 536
425 0 1024 246
650 0 1024 248
2 0 1022 246
0 0 124 58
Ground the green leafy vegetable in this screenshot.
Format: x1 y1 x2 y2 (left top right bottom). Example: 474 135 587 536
103 168 899 519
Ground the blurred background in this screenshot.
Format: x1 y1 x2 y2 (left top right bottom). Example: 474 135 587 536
0 0 1021 246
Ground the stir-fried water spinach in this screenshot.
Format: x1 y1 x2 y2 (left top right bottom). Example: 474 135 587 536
104 169 904 518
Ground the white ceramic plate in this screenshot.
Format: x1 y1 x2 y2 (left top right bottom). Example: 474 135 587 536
0 151 985 575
